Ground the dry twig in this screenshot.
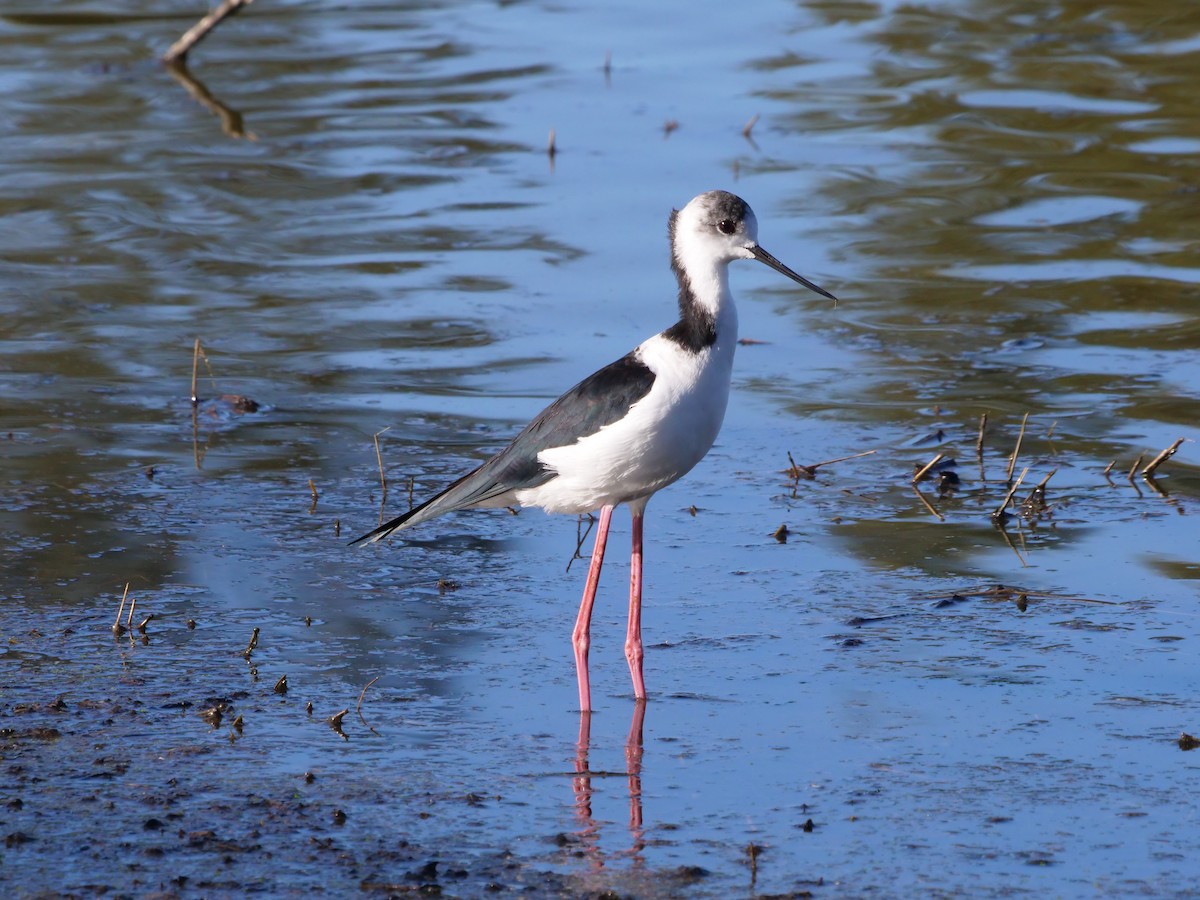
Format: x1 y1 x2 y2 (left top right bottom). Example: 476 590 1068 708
911 452 946 485
1143 438 1186 478
975 412 988 455
1127 453 1144 482
113 583 130 635
786 448 876 480
1006 413 1029 482
163 0 257 65
372 427 391 499
993 465 1030 518
356 676 381 729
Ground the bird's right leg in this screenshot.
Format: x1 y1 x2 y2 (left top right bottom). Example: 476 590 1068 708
572 504 613 712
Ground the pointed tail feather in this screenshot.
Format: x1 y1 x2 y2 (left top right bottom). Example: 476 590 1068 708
349 455 541 547
348 502 428 546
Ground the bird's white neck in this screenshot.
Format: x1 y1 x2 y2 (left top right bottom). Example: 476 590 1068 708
666 242 740 352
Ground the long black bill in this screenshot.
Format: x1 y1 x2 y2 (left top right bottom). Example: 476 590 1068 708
750 245 837 302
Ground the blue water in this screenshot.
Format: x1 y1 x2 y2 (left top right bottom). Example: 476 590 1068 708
2 0 1198 896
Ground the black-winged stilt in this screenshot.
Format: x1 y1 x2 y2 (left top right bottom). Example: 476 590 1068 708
352 190 836 711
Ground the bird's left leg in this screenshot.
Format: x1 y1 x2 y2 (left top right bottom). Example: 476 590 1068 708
572 504 613 712
624 508 646 700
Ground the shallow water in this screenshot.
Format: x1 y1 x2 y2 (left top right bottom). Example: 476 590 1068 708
2 0 1199 896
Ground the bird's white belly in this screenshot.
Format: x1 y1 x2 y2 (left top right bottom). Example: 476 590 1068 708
517 336 735 514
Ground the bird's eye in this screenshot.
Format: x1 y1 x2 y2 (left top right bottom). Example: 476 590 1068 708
717 219 737 235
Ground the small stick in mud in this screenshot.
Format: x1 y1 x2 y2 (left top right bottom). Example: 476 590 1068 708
1127 453 1144 482
243 626 260 659
125 594 138 631
190 338 218 404
911 452 946 485
547 128 557 160
356 676 381 728
163 0 257 65
993 466 1030 519
1102 460 1116 484
328 709 350 740
137 614 154 633
307 478 318 514
113 583 130 635
786 450 812 480
742 113 760 140
1022 468 1057 516
746 843 763 887
191 338 201 404
975 412 988 455
372 427 391 499
567 513 597 573
1005 413 1029 483
786 448 876 480
1142 437 1186 478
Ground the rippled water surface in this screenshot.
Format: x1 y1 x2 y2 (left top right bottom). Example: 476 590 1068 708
3 0 1199 896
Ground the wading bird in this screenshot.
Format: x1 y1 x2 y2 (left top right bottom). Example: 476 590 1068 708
353 190 836 710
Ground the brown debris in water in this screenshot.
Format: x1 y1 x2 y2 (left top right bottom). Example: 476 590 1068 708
916 583 1118 608
1005 412 1029 483
201 703 226 728
163 0 257 66
911 452 946 485
785 448 876 481
1143 437 1187 478
243 627 259 660
328 709 349 740
357 676 381 731
112 583 130 637
746 841 763 885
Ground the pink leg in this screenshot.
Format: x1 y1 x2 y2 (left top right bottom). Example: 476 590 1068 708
572 505 613 712
625 510 646 700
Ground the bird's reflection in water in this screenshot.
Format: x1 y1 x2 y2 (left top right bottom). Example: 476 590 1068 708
571 701 647 868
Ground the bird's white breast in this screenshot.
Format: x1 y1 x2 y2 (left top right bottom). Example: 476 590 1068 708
517 325 738 515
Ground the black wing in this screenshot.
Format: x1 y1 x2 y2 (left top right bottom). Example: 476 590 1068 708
351 351 656 545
